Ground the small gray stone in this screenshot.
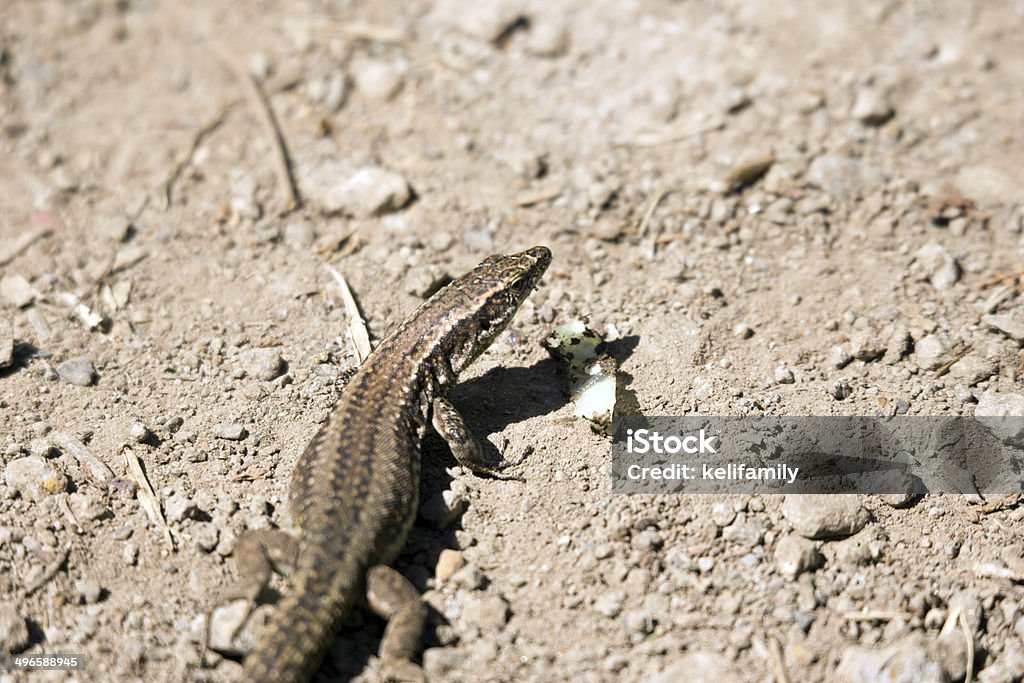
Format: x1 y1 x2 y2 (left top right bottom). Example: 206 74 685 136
419 490 467 530
353 59 405 101
526 20 569 57
451 563 486 590
445 0 522 42
3 456 66 501
915 242 961 289
462 595 509 631
827 379 853 400
322 167 412 217
722 517 766 548
27 437 54 458
775 364 796 384
976 391 1024 417
782 495 870 539
595 591 625 618
850 332 886 362
74 578 102 604
914 334 948 371
56 358 97 386
982 313 1024 343
733 323 753 339
164 493 200 524
948 354 997 386
807 156 867 199
828 345 852 369
0 274 38 308
423 646 469 678
128 422 151 443
851 87 894 125
282 220 316 248
193 524 220 553
774 535 823 579
0 602 30 654
836 634 943 683
207 599 258 656
622 609 655 636
241 347 284 381
211 423 247 441
644 653 743 683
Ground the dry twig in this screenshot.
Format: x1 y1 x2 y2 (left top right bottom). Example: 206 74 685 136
162 103 235 210
123 447 175 552
327 267 372 363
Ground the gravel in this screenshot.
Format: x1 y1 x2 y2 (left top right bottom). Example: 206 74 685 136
56 358 97 386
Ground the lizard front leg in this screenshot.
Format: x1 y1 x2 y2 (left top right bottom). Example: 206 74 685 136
431 396 522 480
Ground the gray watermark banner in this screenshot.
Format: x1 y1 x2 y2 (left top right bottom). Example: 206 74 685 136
612 416 1024 494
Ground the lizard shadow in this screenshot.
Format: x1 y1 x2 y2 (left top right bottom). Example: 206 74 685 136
328 339 639 679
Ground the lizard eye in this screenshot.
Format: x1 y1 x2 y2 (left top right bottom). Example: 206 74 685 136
510 278 529 295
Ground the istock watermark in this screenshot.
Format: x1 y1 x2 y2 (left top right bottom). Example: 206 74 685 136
612 416 1024 494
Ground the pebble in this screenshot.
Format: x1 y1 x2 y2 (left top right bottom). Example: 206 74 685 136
0 274 38 308
723 154 774 190
74 579 102 604
193 524 219 553
128 422 151 443
774 535 823 579
774 364 796 384
644 653 743 683
353 59 405 101
451 564 486 590
948 354 997 386
211 423 247 441
526 20 569 57
322 167 412 217
419 490 467 530
722 517 766 548
849 331 886 362
828 345 852 369
850 87 894 125
632 529 664 551
710 502 737 527
0 319 13 368
806 155 867 199
595 591 625 618
423 647 468 678
827 379 853 400
837 632 965 683
781 495 869 539
3 456 66 502
982 313 1024 343
27 437 54 458
914 334 948 371
915 242 961 289
976 391 1024 417
462 595 509 631
955 164 1018 205
240 347 284 381
622 609 655 636
435 549 466 581
732 323 753 339
56 358 97 386
444 0 522 43
282 220 316 248
164 494 200 524
69 492 111 522
0 602 29 654
207 599 256 656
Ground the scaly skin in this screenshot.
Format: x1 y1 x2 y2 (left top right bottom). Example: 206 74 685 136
241 246 552 682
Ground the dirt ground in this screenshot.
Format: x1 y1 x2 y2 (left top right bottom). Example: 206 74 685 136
2 1 1024 681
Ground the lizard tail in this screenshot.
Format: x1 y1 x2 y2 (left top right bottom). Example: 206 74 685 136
241 553 364 683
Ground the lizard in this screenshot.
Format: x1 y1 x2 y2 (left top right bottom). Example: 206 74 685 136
225 246 552 682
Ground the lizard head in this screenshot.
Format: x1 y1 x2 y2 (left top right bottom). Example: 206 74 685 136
446 245 552 374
